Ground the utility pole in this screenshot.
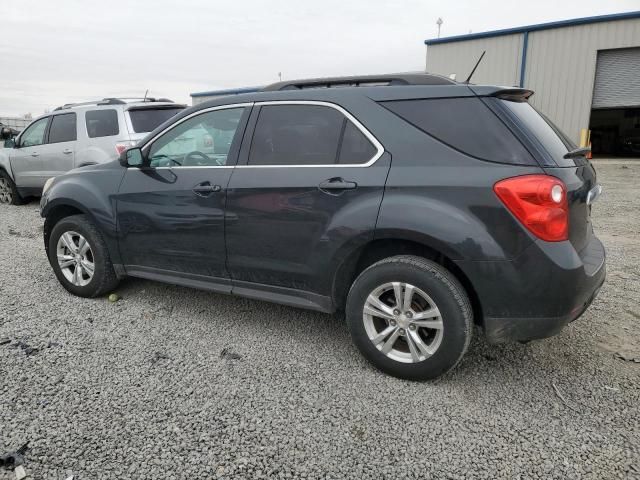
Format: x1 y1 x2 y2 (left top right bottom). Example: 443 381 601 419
278 72 282 82
436 17 443 38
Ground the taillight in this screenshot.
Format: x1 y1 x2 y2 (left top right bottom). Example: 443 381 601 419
115 142 135 155
493 175 569 242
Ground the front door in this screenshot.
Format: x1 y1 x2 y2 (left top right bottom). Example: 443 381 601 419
11 116 50 189
115 105 250 286
225 102 389 298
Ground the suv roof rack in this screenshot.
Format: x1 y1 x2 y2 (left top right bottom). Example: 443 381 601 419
262 73 456 91
53 97 174 111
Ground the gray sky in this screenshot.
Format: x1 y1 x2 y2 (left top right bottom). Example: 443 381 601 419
1 0 638 116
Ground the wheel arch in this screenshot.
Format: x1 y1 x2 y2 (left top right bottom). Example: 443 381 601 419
332 237 483 326
42 201 92 255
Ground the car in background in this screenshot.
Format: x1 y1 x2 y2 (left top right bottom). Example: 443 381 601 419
0 97 185 205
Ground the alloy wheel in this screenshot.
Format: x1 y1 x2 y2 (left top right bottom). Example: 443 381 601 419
56 231 95 286
0 178 13 204
363 282 444 363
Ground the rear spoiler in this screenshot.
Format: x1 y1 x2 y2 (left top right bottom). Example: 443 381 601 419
126 104 187 111
490 88 534 102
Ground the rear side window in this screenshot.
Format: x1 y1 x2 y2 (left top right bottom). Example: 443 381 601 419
381 97 534 165
48 113 77 143
128 107 184 133
85 109 119 138
248 104 377 166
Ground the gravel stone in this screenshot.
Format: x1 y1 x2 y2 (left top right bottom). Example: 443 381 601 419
0 161 638 479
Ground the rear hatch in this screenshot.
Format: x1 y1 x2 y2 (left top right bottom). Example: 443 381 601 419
498 98 598 253
125 104 185 142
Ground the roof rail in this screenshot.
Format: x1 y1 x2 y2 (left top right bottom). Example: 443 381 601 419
53 97 174 111
262 73 456 91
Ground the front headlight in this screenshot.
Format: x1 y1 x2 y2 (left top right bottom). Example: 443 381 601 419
42 177 55 194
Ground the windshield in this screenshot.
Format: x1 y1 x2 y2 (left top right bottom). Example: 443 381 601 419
501 100 577 165
128 107 184 133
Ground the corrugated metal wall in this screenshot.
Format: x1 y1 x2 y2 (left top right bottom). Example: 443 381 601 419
426 17 640 142
426 34 523 86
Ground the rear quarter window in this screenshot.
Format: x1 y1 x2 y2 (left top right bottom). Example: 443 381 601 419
85 109 119 138
381 97 535 165
128 107 184 133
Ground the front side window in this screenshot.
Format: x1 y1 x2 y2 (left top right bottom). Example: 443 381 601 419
85 109 119 138
20 117 49 147
48 113 77 143
248 104 377 166
148 107 245 167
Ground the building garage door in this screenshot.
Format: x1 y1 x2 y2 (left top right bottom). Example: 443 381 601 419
592 48 640 109
589 48 640 157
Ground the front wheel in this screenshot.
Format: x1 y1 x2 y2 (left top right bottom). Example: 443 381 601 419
346 255 472 380
48 214 119 297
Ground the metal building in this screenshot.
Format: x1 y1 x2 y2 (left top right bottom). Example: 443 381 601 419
425 11 640 156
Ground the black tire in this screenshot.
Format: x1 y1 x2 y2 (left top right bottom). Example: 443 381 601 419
0 170 25 205
48 214 119 297
346 255 472 381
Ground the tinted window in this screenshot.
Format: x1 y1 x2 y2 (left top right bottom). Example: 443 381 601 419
149 107 245 167
338 121 377 164
48 113 77 143
128 107 184 133
85 109 119 138
501 100 575 165
382 97 534 165
249 105 344 165
20 117 49 147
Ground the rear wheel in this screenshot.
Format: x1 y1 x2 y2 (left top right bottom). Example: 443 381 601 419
48 214 119 297
346 255 472 380
0 171 25 205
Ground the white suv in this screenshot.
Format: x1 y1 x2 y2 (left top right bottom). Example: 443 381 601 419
0 98 184 205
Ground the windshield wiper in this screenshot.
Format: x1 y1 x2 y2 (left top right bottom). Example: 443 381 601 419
563 146 591 159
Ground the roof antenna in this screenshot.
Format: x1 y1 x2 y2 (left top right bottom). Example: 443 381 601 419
143 89 149 102
465 50 486 84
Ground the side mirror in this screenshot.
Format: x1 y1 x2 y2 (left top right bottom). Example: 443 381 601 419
120 147 144 167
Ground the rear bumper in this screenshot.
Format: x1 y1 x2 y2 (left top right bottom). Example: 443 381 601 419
456 233 606 343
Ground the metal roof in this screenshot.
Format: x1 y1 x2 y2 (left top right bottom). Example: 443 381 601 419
190 86 263 98
425 10 640 46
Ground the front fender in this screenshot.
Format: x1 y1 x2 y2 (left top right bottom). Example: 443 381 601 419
41 165 125 263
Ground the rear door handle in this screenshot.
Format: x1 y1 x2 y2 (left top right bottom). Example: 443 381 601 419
193 181 221 197
319 177 358 193
62 148 73 154
30 152 39 157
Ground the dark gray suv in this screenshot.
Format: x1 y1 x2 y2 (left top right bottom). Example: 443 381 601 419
40 74 606 380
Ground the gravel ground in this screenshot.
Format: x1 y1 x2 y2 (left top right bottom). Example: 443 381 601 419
1 161 639 479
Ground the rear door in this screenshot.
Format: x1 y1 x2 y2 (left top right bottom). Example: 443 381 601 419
116 105 250 285
39 112 77 180
11 116 50 189
225 101 389 298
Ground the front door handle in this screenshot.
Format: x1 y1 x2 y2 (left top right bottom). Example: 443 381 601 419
193 181 221 197
318 177 358 193
62 148 73 154
30 152 39 157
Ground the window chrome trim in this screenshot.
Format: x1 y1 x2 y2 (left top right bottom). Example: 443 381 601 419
137 100 385 169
